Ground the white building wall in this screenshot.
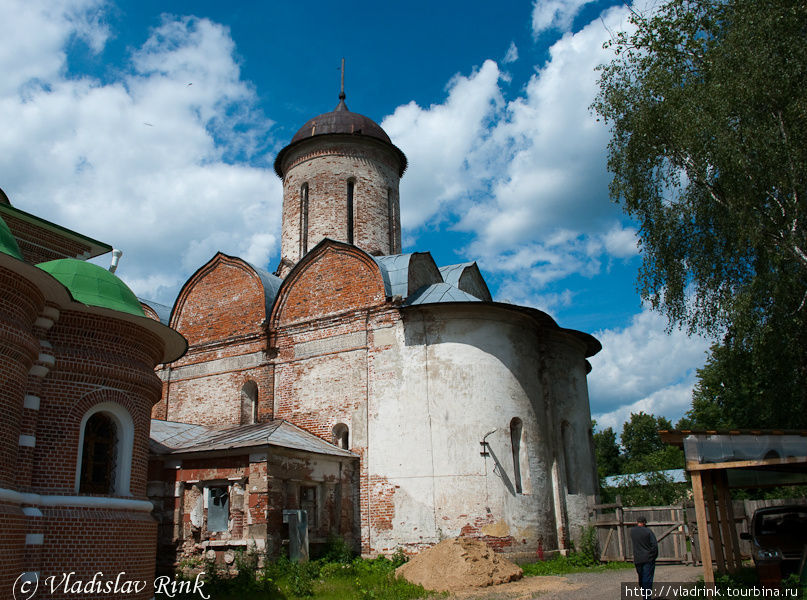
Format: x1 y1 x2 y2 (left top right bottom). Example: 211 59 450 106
366 304 578 555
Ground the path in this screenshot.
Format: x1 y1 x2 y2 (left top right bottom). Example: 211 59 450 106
446 564 703 600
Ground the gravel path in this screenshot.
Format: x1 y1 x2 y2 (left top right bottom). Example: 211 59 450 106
446 564 703 600
534 564 703 600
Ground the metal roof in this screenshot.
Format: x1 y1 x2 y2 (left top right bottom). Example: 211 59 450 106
150 419 357 458
373 253 442 298
138 297 172 324
404 282 482 306
247 261 283 316
274 96 407 178
438 262 492 301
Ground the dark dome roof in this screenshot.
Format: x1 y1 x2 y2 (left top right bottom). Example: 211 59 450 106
274 96 407 178
291 98 391 145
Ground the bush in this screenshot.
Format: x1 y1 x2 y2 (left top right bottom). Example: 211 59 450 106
321 533 355 564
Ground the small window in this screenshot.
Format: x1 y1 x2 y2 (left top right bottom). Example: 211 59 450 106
79 413 118 494
301 183 309 255
510 418 523 494
208 486 229 533
347 180 354 245
240 381 258 425
332 423 349 449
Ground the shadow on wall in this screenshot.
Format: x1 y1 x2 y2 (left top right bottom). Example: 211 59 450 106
485 443 517 497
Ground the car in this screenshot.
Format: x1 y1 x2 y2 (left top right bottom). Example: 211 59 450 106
740 505 807 586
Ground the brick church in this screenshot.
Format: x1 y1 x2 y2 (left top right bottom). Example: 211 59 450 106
0 88 601 598
146 91 602 566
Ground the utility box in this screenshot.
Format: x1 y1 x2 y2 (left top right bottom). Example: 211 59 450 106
282 509 309 562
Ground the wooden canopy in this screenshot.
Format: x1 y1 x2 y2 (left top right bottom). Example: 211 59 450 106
660 430 807 584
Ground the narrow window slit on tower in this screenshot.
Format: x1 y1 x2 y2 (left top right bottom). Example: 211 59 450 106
510 417 523 494
387 188 395 253
347 181 354 245
301 183 309 255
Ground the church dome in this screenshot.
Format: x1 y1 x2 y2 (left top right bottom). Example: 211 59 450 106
37 258 145 317
274 95 407 178
0 215 23 260
291 98 392 145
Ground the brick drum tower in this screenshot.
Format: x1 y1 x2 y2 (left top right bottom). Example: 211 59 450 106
273 86 407 276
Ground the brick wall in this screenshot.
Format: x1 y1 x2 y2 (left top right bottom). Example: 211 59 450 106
158 254 274 425
1 212 96 263
278 137 402 276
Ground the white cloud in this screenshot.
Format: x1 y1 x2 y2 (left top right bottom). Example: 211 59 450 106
382 60 504 230
503 42 519 64
531 0 600 35
588 309 711 430
601 224 640 258
0 5 280 304
0 0 109 96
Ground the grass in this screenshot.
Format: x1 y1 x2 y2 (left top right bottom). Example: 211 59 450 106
521 554 635 576
156 546 434 600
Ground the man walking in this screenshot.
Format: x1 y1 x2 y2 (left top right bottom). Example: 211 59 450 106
631 515 658 598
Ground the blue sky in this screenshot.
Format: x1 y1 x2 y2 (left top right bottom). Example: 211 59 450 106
0 0 711 433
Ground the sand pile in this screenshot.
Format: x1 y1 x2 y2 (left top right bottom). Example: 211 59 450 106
395 538 523 592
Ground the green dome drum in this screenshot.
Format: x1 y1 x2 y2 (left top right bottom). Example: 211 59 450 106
37 259 145 317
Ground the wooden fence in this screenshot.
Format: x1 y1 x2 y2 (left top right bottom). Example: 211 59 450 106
590 497 807 564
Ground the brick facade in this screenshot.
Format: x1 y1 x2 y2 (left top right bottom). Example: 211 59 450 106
0 210 185 599
277 137 402 276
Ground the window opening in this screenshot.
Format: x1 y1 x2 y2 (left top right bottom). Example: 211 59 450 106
347 181 354 245
510 418 523 494
79 413 117 494
240 381 258 425
387 188 395 253
332 423 349 450
301 183 309 255
208 486 229 533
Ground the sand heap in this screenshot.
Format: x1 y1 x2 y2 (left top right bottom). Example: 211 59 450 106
395 538 523 592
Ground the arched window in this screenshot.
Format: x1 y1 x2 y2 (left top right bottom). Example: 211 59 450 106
79 413 117 494
75 402 134 496
241 381 258 425
332 423 349 450
510 418 524 494
346 180 355 245
300 183 309 255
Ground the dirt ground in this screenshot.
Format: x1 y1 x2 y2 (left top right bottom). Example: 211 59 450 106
438 564 703 600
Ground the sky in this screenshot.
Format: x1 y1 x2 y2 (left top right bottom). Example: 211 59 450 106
0 0 712 434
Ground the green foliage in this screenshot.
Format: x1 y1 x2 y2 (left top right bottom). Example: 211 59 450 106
594 0 807 334
620 412 683 474
601 471 689 506
321 533 355 564
594 0 807 429
687 306 807 429
577 526 600 565
595 413 686 506
521 553 633 576
593 422 623 479
158 546 428 600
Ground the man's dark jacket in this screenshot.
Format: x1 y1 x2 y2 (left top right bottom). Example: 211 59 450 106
631 525 658 564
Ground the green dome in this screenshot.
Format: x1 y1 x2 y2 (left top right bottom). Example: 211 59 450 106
37 259 145 317
0 215 23 260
